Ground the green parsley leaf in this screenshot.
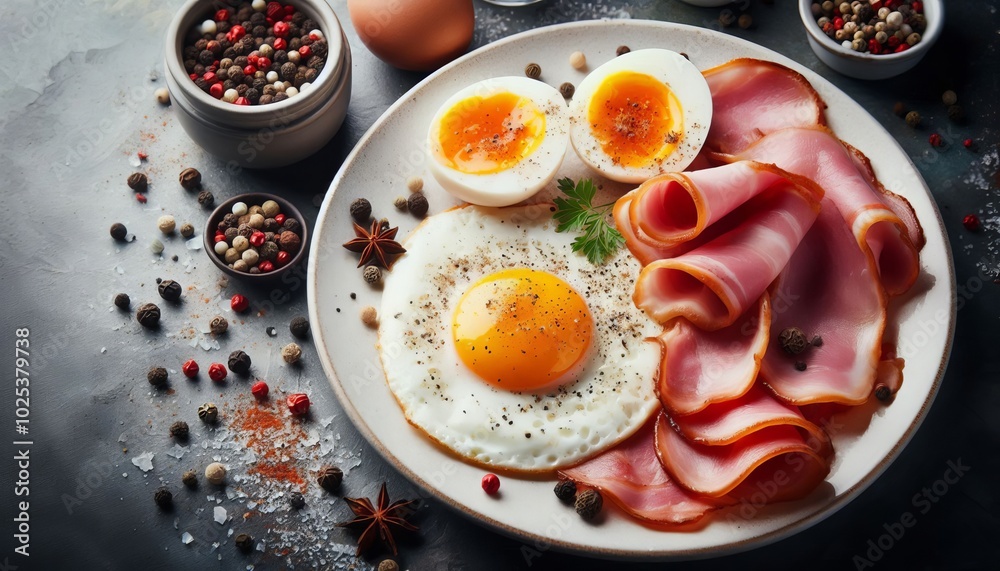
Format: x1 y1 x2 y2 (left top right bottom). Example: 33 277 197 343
552 177 624 264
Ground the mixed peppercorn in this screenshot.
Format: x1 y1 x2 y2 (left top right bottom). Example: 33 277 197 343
811 0 926 54
183 1 329 106
212 200 302 274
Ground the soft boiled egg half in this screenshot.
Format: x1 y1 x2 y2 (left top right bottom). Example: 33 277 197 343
570 48 712 183
377 205 662 472
427 77 570 207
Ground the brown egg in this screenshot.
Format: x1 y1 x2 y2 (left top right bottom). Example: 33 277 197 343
347 0 474 71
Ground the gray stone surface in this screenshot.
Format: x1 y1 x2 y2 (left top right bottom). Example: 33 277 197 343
0 0 996 569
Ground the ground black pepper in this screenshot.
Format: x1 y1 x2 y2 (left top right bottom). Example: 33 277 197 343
127 172 148 192
158 279 183 302
147 366 168 387
136 303 161 328
228 350 252 375
289 316 310 339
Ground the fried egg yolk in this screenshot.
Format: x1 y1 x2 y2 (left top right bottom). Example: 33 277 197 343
437 92 546 174
452 268 593 392
588 71 683 168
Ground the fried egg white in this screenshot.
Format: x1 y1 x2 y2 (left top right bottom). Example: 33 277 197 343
570 48 712 183
377 205 662 472
427 77 570 207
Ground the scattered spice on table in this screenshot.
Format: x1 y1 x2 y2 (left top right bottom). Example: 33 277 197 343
179 167 202 189
127 172 148 192
228 350 252 375
155 87 170 105
338 483 418 556
363 265 382 285
154 487 173 509
197 190 215 208
147 366 168 387
361 306 378 328
318 465 343 492
180 222 195 238
407 192 429 217
205 462 227 485
393 196 408 211
234 400 308 490
182 470 198 488
904 110 921 128
114 292 131 310
169 421 190 440
231 294 250 312
150 239 164 255
198 402 219 424
110 222 129 241
405 176 423 193
378 560 400 571
137 303 161 328
289 315 310 338
963 214 981 232
209 315 229 335
287 393 310 415
251 380 269 399
281 342 302 364
928 133 942 148
289 491 306 509
947 104 963 122
234 533 254 552
158 279 183 301
208 362 228 382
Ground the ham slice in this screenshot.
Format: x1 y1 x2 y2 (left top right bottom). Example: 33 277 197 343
613 194 681 267
656 294 771 416
560 420 733 525
703 59 827 155
633 184 822 330
655 411 829 498
731 127 921 296
760 201 886 405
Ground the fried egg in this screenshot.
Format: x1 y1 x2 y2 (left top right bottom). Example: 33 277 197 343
427 77 570 207
377 205 661 472
570 49 712 183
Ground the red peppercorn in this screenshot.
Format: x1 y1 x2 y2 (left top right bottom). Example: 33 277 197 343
284 4 295 15
249 231 266 247
258 260 275 273
210 82 224 99
189 73 199 81
182 359 200 378
275 251 290 266
963 214 981 232
274 213 286 225
208 363 227 382
833 17 844 30
215 9 230 21
912 1 923 13
203 71 218 84
257 57 271 70
928 133 943 147
136 193 147 203
298 45 311 59
482 473 500 495
214 234 228 243
888 35 901 48
231 294 250 312
243 64 257 76
235 97 250 106
267 2 285 22
137 151 148 160
964 139 974 149
273 21 289 38
894 43 909 53
251 380 269 399
227 25 246 42
287 393 310 415
309 31 322 41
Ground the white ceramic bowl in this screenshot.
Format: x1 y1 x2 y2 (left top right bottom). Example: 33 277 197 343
164 0 352 168
799 0 942 80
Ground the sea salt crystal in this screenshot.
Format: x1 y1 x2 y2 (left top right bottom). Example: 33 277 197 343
181 532 194 545
131 451 154 472
118 432 128 443
114 264 126 275
214 506 227 524
186 237 203 250
166 444 187 459
128 153 141 167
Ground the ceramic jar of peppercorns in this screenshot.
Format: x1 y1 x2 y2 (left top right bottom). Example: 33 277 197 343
164 0 352 167
204 193 308 282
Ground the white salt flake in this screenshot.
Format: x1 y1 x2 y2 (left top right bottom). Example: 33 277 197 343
128 153 141 167
118 432 128 443
166 444 187 459
131 451 154 472
186 237 203 250
214 506 227 524
181 532 194 545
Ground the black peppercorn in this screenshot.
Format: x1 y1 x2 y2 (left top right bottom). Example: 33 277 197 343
616 45 630 56
193 190 214 209
311 40 328 58
559 82 575 99
779 327 809 355
719 8 736 27
575 489 603 520
811 335 823 347
147 366 168 387
317 465 343 492
289 492 306 509
280 61 297 81
228 350 252 376
378 560 400 571
136 303 161 328
273 92 289 103
235 533 254 552
114 292 131 310
524 62 541 79
179 167 201 189
199 49 215 65
158 279 183 302
874 383 892 402
169 421 190 440
127 172 148 192
554 479 577 503
363 265 382 285
286 316 310 339
306 56 324 71
350 198 372 222
407 192 429 217
209 315 229 335
110 222 128 241
153 487 173 510
282 218 302 234
245 87 260 104
182 470 198 488
794 361 807 371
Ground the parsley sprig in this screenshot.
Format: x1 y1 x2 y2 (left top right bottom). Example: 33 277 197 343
552 177 625 265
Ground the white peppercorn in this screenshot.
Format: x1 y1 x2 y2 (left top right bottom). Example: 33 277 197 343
242 249 259 266
233 235 250 252
569 51 586 70
248 213 265 229
205 462 226 485
261 200 280 218
906 32 921 46
885 11 903 30
361 306 378 327
233 259 249 272
942 90 957 105
232 201 249 216
224 248 240 264
155 87 170 105
214 241 229 255
281 342 302 364
158 215 176 234
406 175 423 193
150 239 165 255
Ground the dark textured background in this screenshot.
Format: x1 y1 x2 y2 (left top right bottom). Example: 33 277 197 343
0 0 997 569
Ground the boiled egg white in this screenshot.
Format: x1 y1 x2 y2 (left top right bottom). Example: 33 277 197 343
427 77 570 207
570 48 712 183
377 205 662 472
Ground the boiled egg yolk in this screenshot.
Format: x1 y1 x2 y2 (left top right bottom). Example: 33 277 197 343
588 71 683 168
437 92 546 174
452 268 593 392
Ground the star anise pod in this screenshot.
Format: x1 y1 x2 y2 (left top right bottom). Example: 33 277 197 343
343 219 406 269
337 483 417 556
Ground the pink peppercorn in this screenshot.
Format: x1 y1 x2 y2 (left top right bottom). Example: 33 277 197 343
182 359 199 378
928 133 942 147
208 363 227 382
482 473 500 495
963 214 981 232
251 381 269 399
287 393 310 415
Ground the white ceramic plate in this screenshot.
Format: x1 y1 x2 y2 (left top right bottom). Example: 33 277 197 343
308 21 954 560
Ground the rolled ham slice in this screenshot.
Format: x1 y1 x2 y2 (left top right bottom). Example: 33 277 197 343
613 193 681 267
703 58 827 155
633 184 822 330
732 126 921 296
656 294 771 416
560 420 734 525
760 201 886 405
655 411 829 498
